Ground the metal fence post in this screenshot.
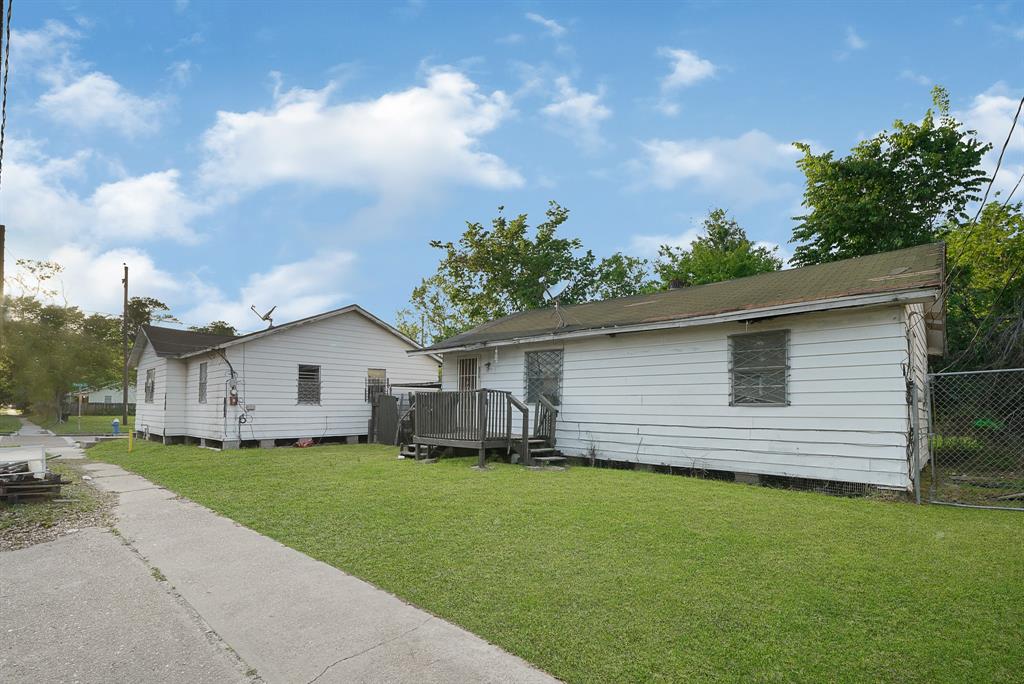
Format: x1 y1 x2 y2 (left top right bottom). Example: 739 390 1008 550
911 383 921 505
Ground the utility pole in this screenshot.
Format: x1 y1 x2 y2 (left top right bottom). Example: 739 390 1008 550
122 263 129 429
0 224 5 342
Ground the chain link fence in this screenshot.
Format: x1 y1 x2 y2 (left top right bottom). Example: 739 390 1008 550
926 369 1024 510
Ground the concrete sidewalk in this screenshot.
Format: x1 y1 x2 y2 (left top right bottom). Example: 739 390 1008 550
82 460 555 683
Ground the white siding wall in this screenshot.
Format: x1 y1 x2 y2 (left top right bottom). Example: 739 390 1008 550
134 344 166 436
442 305 915 489
176 311 438 442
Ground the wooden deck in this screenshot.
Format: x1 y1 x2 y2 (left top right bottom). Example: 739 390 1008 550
411 389 558 466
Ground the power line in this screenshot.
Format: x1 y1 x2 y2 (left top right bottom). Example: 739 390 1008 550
0 0 10 194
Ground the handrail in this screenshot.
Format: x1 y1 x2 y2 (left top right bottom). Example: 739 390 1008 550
536 395 559 447
395 404 415 447
509 395 531 465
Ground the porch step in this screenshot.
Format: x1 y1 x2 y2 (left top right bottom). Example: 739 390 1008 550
530 447 556 454
533 455 567 466
528 438 548 444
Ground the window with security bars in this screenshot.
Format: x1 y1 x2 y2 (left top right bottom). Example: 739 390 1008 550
297 364 321 405
730 330 789 406
144 369 155 403
458 357 478 391
198 362 208 404
524 350 563 405
365 368 389 403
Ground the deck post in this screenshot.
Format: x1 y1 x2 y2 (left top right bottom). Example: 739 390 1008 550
477 390 488 468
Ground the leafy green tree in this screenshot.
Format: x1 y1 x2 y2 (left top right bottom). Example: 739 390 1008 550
4 297 119 420
189 321 238 336
654 208 782 288
790 86 990 266
403 202 655 343
127 296 178 338
943 201 1024 369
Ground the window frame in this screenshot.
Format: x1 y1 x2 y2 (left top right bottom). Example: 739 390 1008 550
523 349 564 406
457 357 478 392
198 361 208 404
365 368 388 403
144 369 155 403
297 364 322 405
728 329 790 407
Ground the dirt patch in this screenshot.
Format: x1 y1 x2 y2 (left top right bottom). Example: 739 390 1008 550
0 461 116 552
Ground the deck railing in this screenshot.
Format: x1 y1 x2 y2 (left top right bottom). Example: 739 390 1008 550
415 389 512 443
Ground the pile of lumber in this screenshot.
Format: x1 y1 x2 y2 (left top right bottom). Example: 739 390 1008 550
0 448 66 503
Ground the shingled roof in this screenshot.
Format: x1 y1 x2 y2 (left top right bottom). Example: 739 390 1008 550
140 325 237 357
419 242 945 353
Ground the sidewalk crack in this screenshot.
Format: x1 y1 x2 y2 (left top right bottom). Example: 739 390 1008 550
306 615 434 684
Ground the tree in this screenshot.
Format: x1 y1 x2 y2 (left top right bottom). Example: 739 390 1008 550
402 202 655 343
4 296 119 420
126 297 178 339
942 201 1024 369
790 86 990 266
189 321 238 336
654 208 782 288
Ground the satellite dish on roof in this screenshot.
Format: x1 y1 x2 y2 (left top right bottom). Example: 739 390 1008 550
250 305 277 329
539 277 567 329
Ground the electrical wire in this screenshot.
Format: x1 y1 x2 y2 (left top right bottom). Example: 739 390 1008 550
0 0 11 193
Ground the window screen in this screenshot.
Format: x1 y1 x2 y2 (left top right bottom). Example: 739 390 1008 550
104 395 112 404
458 357 478 391
297 364 321 405
730 330 789 406
524 350 563 405
365 368 388 403
144 369 155 403
198 362 208 404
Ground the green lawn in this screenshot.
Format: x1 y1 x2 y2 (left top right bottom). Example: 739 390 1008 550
27 414 134 435
88 441 1024 683
0 414 21 434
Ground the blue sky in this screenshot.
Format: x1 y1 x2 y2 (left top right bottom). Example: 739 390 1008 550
4 0 1022 332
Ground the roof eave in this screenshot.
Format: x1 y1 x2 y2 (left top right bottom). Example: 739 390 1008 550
408 286 942 356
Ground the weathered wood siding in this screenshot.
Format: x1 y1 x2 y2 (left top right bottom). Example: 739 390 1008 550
905 302 930 475
133 343 166 436
174 310 439 442
442 305 915 489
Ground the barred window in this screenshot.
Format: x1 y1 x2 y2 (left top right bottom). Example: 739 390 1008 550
297 364 321 405
104 395 112 404
524 350 563 405
458 357 478 391
198 362 208 404
144 369 155 403
730 330 789 406
365 368 388 403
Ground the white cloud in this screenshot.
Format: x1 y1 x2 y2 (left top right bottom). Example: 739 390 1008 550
525 12 566 37
497 33 524 45
658 48 716 90
182 251 357 331
958 83 1024 196
3 140 203 251
628 227 701 258
656 100 681 117
900 69 931 86
174 0 190 12
634 130 801 203
846 27 867 50
540 76 611 152
199 68 522 204
9 20 79 65
167 60 193 86
37 71 165 136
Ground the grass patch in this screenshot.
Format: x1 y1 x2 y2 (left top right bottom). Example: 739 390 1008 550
26 413 134 435
0 462 115 550
0 414 21 434
89 441 1024 683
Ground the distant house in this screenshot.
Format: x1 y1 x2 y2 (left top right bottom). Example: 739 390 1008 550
128 305 440 447
67 384 137 412
409 244 944 491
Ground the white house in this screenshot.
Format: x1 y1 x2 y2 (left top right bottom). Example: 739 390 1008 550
129 305 440 447
70 384 137 407
410 243 945 491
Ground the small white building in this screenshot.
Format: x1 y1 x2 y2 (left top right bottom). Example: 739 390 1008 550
129 305 440 447
70 384 137 407
410 244 945 491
